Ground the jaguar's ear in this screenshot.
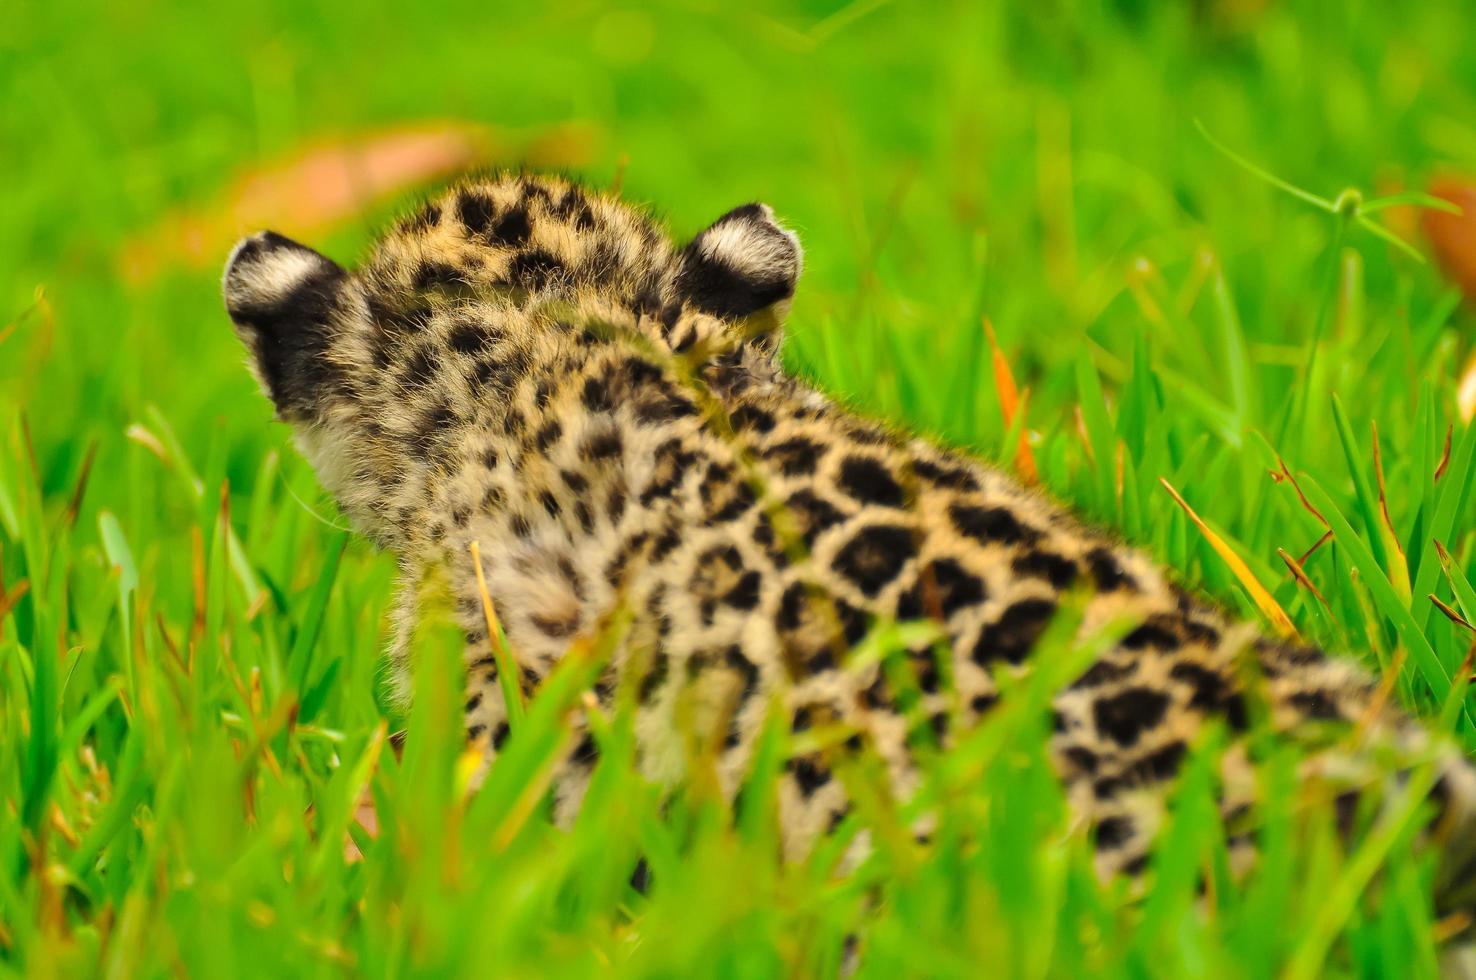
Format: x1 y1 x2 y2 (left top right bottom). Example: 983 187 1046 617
675 202 802 351
223 230 348 416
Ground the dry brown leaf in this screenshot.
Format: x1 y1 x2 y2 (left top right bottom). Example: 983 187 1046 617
120 121 595 284
1424 176 1476 303
1277 547 1330 611
1160 477 1299 639
983 317 1039 484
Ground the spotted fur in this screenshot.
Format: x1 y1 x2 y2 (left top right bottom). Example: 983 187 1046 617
223 172 1476 902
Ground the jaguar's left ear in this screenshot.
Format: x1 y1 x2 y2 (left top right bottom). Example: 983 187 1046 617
676 202 802 352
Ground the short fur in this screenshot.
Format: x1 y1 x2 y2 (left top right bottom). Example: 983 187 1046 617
223 172 1476 900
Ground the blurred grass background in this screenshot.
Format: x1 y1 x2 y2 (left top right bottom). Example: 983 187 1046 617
5 0 1476 975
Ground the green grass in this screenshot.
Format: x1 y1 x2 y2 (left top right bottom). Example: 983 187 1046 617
5 0 1476 975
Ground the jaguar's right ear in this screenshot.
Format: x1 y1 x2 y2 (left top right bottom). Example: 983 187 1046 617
675 202 802 352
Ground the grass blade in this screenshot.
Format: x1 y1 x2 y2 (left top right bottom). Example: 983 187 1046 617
1298 474 1451 703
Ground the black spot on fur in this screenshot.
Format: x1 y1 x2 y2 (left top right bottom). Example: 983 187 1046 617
834 600 869 646
457 189 494 234
1290 689 1343 721
802 643 837 672
535 419 563 451
763 437 823 477
641 439 697 505
911 647 941 693
777 582 808 632
550 186 596 230
725 645 760 699
403 202 441 231
368 293 432 336
607 485 627 523
1169 662 1248 730
837 456 905 508
724 571 762 610
582 428 623 461
449 322 491 354
729 405 776 434
1122 616 1182 651
534 380 555 409
1070 658 1135 689
469 359 499 390
1093 687 1170 747
650 524 683 562
924 558 986 616
950 503 1040 546
1086 547 1137 592
400 345 440 388
788 755 831 797
487 205 532 247
970 598 1056 666
1061 745 1098 773
1124 741 1186 784
509 250 565 288
1095 815 1134 849
582 375 614 412
531 609 579 638
571 732 599 765
910 458 981 492
784 490 846 549
1013 550 1078 589
414 260 462 291
412 403 456 449
635 388 697 425
621 356 664 388
833 524 915 596
639 653 669 699
711 489 756 525
520 179 553 206
1182 619 1221 647
699 463 734 504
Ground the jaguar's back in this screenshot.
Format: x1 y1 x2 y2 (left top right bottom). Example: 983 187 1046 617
221 171 1476 898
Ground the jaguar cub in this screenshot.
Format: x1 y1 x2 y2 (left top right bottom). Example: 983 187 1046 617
223 171 1476 901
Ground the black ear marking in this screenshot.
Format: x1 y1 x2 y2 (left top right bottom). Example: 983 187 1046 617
224 231 346 327
676 203 802 323
222 231 348 414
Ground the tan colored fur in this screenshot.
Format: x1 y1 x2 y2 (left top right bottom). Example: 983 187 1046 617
223 172 1476 898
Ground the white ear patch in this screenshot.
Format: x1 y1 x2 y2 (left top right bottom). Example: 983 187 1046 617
679 202 803 322
696 204 803 282
225 237 321 306
223 230 345 324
